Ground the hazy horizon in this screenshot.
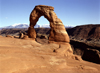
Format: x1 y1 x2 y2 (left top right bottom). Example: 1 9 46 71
0 0 100 27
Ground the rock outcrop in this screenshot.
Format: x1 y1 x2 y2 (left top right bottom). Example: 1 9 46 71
0 36 100 73
19 32 24 39
70 39 100 63
82 48 100 64
6 35 13 38
28 5 69 43
67 24 100 39
19 31 29 39
27 5 74 58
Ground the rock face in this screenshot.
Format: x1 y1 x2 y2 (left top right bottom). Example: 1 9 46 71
82 48 100 64
67 24 100 39
70 39 100 64
28 5 69 43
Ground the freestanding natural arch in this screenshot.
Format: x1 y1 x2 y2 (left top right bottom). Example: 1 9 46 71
28 5 70 43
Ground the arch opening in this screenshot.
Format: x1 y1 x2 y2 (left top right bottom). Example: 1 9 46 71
35 16 50 28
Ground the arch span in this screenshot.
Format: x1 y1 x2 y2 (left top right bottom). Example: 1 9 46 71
28 5 70 43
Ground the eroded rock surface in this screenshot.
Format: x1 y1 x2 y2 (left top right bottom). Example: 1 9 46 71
82 48 100 64
28 5 69 43
67 24 100 39
0 36 100 73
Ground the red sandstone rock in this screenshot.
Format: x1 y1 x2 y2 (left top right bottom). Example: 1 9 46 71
23 35 29 39
67 24 100 39
14 36 19 38
19 32 24 39
28 5 70 43
54 43 73 57
28 27 36 40
6 35 13 38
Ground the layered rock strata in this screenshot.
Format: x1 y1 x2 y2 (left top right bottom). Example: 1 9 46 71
28 5 69 43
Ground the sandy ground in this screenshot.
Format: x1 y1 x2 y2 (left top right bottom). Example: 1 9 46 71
0 35 100 73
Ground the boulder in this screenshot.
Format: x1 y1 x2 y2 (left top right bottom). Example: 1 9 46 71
23 31 27 35
14 36 19 38
6 35 13 38
19 32 24 39
23 35 29 39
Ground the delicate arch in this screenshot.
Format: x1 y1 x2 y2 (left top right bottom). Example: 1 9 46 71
28 5 70 43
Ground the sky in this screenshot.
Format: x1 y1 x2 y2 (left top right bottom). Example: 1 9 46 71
0 0 100 27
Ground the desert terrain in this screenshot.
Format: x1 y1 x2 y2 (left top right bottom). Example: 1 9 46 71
1 25 100 64
0 24 100 73
0 5 100 73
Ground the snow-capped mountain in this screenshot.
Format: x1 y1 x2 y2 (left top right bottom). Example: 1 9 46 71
34 24 50 28
0 24 73 29
2 24 29 28
34 25 41 28
41 24 50 28
64 25 73 28
1 24 47 29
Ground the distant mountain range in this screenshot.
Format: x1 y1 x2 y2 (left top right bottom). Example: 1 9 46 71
0 24 29 29
0 24 73 30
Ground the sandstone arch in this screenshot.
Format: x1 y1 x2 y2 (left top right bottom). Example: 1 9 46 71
28 5 70 43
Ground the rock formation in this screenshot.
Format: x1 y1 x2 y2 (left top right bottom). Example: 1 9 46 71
0 36 99 73
19 32 24 39
82 48 100 64
23 35 29 39
6 35 13 38
27 5 74 58
67 24 100 39
28 5 70 43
